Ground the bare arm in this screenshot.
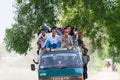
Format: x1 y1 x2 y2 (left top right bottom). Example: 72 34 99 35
33 59 38 64
76 32 78 40
70 36 73 46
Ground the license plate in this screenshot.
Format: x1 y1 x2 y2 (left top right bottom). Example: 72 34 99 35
51 76 70 80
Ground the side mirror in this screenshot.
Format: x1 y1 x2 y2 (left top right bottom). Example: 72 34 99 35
31 64 35 71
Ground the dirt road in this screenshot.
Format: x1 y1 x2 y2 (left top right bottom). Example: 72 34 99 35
0 39 39 80
89 68 120 80
1 56 120 80
0 52 38 80
0 44 120 80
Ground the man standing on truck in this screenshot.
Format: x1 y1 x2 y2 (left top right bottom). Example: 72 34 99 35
82 48 90 80
76 30 86 50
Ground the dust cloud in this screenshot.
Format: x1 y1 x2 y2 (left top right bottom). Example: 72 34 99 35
0 44 38 80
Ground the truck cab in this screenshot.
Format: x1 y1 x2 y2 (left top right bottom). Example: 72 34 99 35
31 47 83 80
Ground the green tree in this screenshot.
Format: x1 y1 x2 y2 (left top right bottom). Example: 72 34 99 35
4 0 120 59
4 0 62 54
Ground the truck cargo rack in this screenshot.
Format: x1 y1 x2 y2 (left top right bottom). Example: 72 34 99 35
39 40 82 52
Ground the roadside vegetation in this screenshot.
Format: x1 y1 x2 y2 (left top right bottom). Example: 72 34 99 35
4 0 120 64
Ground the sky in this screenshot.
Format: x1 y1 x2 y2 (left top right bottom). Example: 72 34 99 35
0 0 14 44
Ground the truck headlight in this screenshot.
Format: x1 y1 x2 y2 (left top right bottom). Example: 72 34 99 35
78 76 83 80
39 78 43 80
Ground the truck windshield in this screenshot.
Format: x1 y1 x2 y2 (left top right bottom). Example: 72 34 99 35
39 52 81 70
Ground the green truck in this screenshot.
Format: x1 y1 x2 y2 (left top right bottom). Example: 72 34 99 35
31 47 83 80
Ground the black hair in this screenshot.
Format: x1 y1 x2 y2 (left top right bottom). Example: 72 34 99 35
37 29 45 36
40 28 45 31
53 26 57 28
63 25 70 29
84 48 88 52
66 25 71 28
51 27 57 32
69 27 74 36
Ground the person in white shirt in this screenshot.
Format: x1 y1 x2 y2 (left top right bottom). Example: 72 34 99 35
43 27 61 49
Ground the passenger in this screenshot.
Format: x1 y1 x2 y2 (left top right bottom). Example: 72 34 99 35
62 56 69 65
112 62 117 71
43 26 50 33
82 48 90 80
37 29 48 51
54 61 63 67
60 29 73 48
64 25 72 35
71 56 79 66
41 58 49 66
65 25 77 42
53 55 66 67
76 30 86 49
73 25 78 33
106 61 111 69
52 55 61 66
56 28 63 36
43 27 61 49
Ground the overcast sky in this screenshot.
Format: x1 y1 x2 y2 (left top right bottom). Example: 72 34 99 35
0 0 14 44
